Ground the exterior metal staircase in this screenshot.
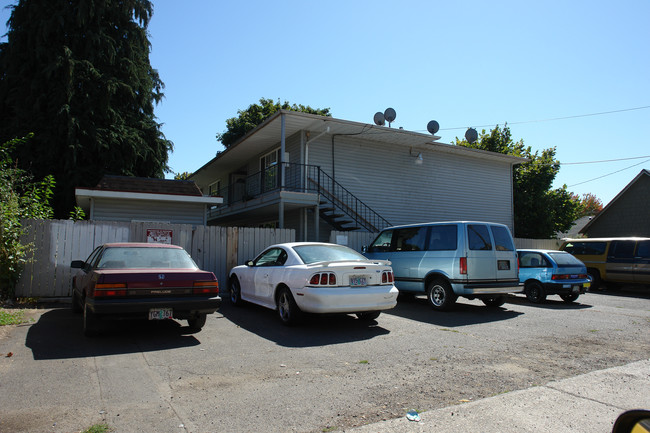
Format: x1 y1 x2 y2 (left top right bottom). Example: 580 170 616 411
307 167 391 232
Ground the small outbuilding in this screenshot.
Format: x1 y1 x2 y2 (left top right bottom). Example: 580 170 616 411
75 175 223 225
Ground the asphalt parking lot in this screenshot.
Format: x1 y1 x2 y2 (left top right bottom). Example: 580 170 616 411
1 288 649 433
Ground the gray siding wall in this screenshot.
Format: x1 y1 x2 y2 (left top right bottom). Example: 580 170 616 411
306 135 515 231
92 198 206 225
584 175 650 237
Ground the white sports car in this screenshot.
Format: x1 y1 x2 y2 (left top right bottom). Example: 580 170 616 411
228 242 399 325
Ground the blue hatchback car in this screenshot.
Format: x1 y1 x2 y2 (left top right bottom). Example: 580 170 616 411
517 249 591 303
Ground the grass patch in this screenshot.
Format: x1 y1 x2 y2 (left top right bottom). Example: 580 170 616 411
82 424 111 433
440 328 460 333
322 426 338 432
0 309 28 326
358 360 369 364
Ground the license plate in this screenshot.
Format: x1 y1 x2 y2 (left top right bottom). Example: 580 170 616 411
497 260 510 270
584 282 591 289
149 308 173 320
349 276 367 287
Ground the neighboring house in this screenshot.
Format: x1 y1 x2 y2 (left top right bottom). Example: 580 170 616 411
191 110 525 242
75 175 223 225
557 215 594 239
579 169 650 237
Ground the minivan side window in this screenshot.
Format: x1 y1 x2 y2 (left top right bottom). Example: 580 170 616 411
637 241 650 259
563 241 607 255
394 227 428 251
427 225 457 250
368 230 394 253
609 240 636 259
490 225 515 251
468 224 492 251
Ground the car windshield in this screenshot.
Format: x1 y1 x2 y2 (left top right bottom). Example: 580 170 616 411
293 244 367 264
547 252 584 267
97 247 199 269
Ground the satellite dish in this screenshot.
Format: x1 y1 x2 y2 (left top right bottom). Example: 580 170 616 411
465 128 478 144
427 120 440 135
373 112 385 126
384 108 396 124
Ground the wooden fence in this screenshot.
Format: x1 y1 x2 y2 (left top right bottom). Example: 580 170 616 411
16 220 295 298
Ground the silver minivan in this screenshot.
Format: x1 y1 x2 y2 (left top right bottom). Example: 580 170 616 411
364 221 521 310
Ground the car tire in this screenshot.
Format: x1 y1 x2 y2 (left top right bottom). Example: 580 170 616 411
587 269 601 291
482 295 506 307
560 293 580 303
524 281 546 303
276 287 301 326
356 311 381 321
427 279 457 311
230 276 242 306
188 313 207 331
83 300 98 337
71 289 82 314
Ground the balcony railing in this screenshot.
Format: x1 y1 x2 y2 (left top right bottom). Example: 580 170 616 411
209 162 390 232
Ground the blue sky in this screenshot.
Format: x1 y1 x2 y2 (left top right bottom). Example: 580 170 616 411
2 0 649 206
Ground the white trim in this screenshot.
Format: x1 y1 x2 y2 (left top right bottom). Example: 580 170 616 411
75 188 224 205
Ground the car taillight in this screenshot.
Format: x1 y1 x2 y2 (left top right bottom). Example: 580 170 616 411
381 271 394 284
459 257 467 275
308 272 337 286
193 280 219 295
93 283 127 297
551 274 586 281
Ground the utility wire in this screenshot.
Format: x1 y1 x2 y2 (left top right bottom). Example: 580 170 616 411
436 105 650 131
561 155 650 165
568 158 650 187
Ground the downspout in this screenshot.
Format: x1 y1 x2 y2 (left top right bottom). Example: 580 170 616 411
304 126 330 188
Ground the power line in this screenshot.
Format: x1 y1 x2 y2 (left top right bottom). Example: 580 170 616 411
436 105 650 131
561 155 650 165
568 158 650 187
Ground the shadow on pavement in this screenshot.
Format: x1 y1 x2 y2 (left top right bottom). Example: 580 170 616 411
25 308 201 360
220 302 391 348
506 294 593 310
384 295 524 326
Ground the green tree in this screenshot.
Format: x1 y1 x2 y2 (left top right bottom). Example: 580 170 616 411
217 98 331 147
0 0 173 217
1 136 54 299
455 125 581 238
174 171 193 180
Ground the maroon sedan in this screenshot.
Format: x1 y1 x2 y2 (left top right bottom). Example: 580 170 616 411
71 242 221 336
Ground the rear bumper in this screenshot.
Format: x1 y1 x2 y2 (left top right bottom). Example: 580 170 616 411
542 282 588 296
452 280 523 296
293 285 399 314
87 296 222 319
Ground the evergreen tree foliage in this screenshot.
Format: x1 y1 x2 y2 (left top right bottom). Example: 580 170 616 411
455 125 581 238
217 98 331 147
0 0 173 217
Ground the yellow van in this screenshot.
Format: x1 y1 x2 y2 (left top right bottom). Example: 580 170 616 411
559 238 650 290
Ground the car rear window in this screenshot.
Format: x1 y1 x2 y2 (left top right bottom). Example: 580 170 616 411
547 252 584 266
468 224 492 251
97 247 198 269
294 244 367 264
490 225 515 251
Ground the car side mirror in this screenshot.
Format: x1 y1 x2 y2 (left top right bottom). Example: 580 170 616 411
245 260 254 267
70 260 85 269
612 410 650 433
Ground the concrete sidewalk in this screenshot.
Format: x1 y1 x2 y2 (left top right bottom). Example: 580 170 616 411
338 359 650 433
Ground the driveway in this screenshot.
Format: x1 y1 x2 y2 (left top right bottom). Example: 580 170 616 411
1 289 649 433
